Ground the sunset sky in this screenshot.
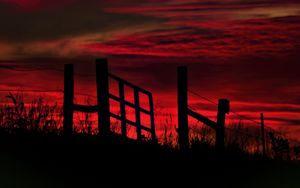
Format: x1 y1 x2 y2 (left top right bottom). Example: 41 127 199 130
1 0 300 139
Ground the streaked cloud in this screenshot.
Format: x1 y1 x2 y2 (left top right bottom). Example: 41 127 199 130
1 0 300 137
0 0 165 58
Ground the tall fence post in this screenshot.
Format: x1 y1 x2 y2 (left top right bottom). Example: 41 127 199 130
216 99 230 152
177 66 189 151
260 112 266 157
96 59 110 136
63 64 74 136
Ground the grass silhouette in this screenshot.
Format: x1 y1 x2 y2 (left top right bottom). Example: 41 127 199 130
0 93 299 187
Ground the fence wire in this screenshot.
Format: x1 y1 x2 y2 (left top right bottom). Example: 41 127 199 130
188 89 300 159
1 66 300 158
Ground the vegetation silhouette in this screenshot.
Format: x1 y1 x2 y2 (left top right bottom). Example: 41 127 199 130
0 92 299 187
0 59 300 187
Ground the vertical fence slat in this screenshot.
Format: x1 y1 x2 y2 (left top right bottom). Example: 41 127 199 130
119 82 127 137
63 64 74 136
96 59 110 136
134 89 142 140
149 94 156 142
177 66 189 151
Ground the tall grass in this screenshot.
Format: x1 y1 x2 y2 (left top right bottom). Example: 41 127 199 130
158 111 299 160
0 93 63 134
0 93 299 160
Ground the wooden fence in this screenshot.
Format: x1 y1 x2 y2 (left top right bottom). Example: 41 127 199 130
63 59 156 142
62 60 286 155
177 66 230 152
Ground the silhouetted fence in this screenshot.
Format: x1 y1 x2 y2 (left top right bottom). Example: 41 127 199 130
177 66 230 152
176 65 297 158
1 58 300 159
108 73 156 141
63 59 156 142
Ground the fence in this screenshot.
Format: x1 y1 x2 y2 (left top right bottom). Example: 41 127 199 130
0 58 300 158
63 59 156 142
177 66 230 152
177 65 300 158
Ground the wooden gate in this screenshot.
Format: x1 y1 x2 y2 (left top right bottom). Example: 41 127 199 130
63 59 156 142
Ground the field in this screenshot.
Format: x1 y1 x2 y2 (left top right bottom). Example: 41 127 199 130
0 129 300 187
0 93 299 187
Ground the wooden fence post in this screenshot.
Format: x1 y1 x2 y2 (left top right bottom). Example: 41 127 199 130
216 99 230 152
63 64 74 136
177 66 189 151
260 113 266 157
96 59 110 136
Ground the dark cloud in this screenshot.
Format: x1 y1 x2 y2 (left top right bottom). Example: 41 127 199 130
267 117 300 126
105 45 300 106
1 0 300 133
0 1 161 42
0 65 15 70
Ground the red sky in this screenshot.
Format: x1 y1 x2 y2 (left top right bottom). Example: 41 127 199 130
1 0 300 139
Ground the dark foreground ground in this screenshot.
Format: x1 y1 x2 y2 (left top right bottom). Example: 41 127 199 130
0 131 299 188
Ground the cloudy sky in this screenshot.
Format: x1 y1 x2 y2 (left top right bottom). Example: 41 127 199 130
1 0 300 138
